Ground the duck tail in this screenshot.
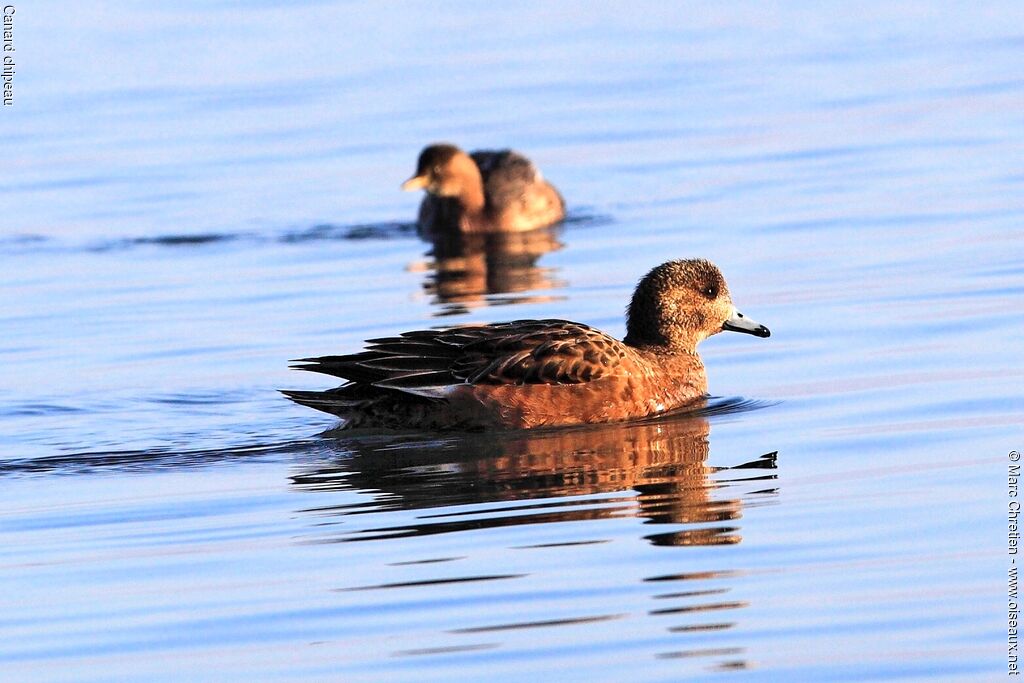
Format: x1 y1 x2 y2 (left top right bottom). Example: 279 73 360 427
279 389 362 417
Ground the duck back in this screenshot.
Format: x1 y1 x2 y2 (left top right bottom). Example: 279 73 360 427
471 150 565 232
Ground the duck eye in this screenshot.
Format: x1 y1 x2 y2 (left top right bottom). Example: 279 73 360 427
432 165 442 176
703 285 717 298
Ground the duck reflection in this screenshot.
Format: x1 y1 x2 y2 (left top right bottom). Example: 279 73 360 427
411 226 566 316
294 413 777 671
291 413 777 547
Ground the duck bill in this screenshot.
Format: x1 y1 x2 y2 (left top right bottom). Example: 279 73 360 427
722 308 770 338
401 175 429 191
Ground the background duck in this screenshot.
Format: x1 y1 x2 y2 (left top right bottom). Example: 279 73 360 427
283 259 769 430
401 143 565 235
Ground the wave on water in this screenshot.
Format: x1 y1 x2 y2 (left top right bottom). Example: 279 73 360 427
91 221 420 251
280 221 418 242
558 210 614 228
0 234 50 245
0 438 324 477
124 233 245 246
6 211 613 255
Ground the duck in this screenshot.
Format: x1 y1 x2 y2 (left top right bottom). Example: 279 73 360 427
282 259 769 431
401 143 565 235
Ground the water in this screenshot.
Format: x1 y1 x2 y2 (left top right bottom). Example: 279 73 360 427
2 2 1022 680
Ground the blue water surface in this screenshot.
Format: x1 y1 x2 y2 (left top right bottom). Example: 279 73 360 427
2 2 1022 681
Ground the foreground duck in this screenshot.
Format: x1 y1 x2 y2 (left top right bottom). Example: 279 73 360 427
401 143 565 234
283 259 769 430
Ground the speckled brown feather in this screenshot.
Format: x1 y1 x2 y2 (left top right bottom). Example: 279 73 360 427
290 319 626 393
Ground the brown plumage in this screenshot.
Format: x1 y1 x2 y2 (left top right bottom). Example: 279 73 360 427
283 259 770 430
401 143 565 234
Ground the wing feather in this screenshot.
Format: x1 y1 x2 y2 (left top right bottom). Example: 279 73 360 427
290 320 628 400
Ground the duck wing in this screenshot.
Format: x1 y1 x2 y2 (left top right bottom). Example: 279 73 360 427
470 150 539 208
290 319 628 398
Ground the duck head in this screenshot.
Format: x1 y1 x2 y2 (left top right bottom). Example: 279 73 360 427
401 144 484 201
624 259 770 352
